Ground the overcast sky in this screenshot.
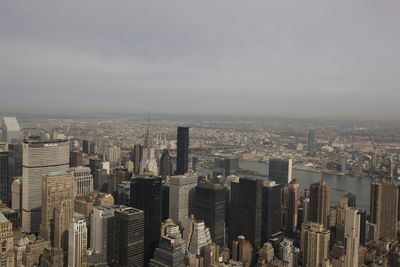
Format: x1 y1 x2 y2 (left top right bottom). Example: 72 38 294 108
0 1 399 120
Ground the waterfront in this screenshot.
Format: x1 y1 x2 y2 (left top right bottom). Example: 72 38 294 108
238 160 396 212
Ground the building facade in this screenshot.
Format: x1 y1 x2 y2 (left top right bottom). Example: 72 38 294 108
176 127 189 175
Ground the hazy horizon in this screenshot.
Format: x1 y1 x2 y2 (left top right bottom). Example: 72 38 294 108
1 1 399 120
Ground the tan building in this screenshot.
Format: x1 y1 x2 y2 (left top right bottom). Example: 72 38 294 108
232 236 253 267
22 239 50 267
308 181 331 229
370 178 398 242
40 171 74 253
344 208 360 267
301 221 330 267
0 212 14 267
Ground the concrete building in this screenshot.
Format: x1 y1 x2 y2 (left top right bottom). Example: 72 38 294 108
114 207 145 267
40 171 74 254
232 236 253 267
187 220 212 255
71 167 93 196
284 179 299 236
159 149 173 179
91 206 117 264
68 215 88 267
117 181 131 206
308 180 331 229
194 181 226 246
307 130 316 152
11 177 22 211
370 178 398 242
70 151 83 167
344 208 360 267
22 139 70 233
262 181 282 243
268 158 292 185
0 212 14 267
1 117 21 144
301 222 330 267
169 174 197 225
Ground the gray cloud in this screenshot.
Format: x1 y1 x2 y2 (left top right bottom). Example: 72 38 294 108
0 0 399 119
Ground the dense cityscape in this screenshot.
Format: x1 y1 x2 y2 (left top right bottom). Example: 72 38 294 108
0 115 400 266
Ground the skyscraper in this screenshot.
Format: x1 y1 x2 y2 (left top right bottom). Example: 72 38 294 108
301 222 330 267
159 149 173 179
1 117 21 144
307 130 316 152
230 178 263 249
71 167 93 196
194 181 226 246
176 127 189 175
308 181 331 229
344 208 360 267
268 158 292 185
114 207 145 267
82 140 90 154
370 178 398 242
68 215 88 267
283 179 299 236
130 176 162 264
91 206 117 264
169 174 197 225
0 143 10 206
40 171 74 254
232 236 253 267
262 181 282 243
22 139 70 233
132 144 143 175
187 220 212 255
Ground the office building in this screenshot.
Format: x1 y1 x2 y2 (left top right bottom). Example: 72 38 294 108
301 222 330 267
82 140 90 154
68 216 88 267
214 157 239 177
0 212 14 267
162 183 170 221
194 181 226 246
159 149 173 179
117 181 131 206
345 193 356 208
232 236 253 267
262 181 282 243
70 151 83 167
344 208 360 267
230 178 263 249
40 171 74 253
0 143 10 206
268 158 292 185
1 117 21 144
105 145 121 166
284 179 299 236
71 167 93 196
187 220 212 255
114 207 145 267
149 223 186 267
308 181 331 229
22 139 70 233
370 178 398 242
278 239 299 267
8 143 22 180
176 127 189 175
307 130 316 151
11 177 22 211
358 210 367 246
169 174 197 225
132 144 143 175
130 176 162 264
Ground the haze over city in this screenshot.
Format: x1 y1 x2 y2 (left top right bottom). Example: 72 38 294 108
1 1 400 120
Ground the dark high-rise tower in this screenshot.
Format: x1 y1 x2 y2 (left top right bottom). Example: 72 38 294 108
307 130 316 151
370 179 398 242
262 181 282 243
283 179 299 237
132 144 143 175
268 158 292 185
308 181 331 229
114 207 144 267
194 181 226 246
82 140 90 154
130 176 162 264
159 149 173 179
0 143 10 206
176 127 189 175
230 178 263 249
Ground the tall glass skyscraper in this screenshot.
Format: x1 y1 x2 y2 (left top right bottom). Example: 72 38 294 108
176 127 189 175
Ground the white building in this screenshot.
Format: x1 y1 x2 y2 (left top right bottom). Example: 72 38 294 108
68 215 88 267
91 206 116 264
187 220 212 255
1 117 21 144
344 208 360 267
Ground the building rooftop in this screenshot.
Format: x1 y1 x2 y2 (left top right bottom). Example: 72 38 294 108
47 170 70 177
0 211 9 224
2 117 20 131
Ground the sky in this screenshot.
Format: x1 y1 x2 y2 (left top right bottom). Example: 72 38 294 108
0 1 399 120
